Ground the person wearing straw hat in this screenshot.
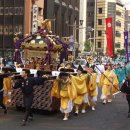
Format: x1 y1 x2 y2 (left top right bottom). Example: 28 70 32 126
51 72 77 120
0 76 7 114
73 65 89 114
100 64 119 104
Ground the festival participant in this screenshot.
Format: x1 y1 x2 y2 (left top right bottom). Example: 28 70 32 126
100 64 119 104
114 63 126 87
0 77 7 114
51 72 77 120
72 65 89 114
13 69 45 126
95 62 105 88
58 63 65 71
120 72 130 117
87 67 98 111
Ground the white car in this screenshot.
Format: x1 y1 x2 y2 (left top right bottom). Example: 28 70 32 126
73 59 87 68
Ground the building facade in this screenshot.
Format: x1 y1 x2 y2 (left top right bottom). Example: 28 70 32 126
115 1 125 52
125 10 130 51
95 0 125 55
79 0 87 52
0 0 44 57
44 0 79 40
0 0 24 57
86 0 95 40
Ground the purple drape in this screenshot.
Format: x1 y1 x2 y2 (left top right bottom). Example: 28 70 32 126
124 31 129 62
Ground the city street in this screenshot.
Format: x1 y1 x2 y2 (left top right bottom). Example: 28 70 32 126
0 92 130 130
0 0 130 130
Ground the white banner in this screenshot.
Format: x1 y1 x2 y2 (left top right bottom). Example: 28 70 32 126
32 4 38 33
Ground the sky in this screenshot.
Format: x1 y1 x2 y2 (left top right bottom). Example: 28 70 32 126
121 0 130 10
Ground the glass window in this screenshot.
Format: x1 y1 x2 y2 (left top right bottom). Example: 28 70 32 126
98 8 102 14
0 26 3 35
4 7 9 15
4 26 9 35
116 31 121 37
9 26 13 35
19 7 24 15
98 19 102 25
116 11 121 16
14 0 24 6
14 26 19 33
98 42 101 48
19 25 23 33
14 7 19 15
4 0 14 6
115 43 120 48
0 7 3 15
8 7 14 15
0 0 4 6
5 16 13 24
116 21 121 27
98 31 102 36
0 36 3 48
4 36 13 48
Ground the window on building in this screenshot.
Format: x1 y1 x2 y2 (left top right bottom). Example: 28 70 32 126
19 7 24 15
4 0 14 6
4 26 8 35
19 25 23 33
8 7 13 15
116 31 121 37
90 2 94 7
0 7 3 15
14 0 24 6
91 22 94 27
14 7 24 15
14 26 19 33
98 41 101 48
88 12 94 17
116 21 121 27
98 8 102 14
14 7 19 15
9 26 13 35
0 26 3 35
98 31 102 36
98 19 102 25
0 16 3 24
116 10 121 16
115 42 120 48
0 0 4 6
4 7 9 15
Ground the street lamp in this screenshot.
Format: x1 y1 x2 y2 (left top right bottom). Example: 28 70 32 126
88 28 94 52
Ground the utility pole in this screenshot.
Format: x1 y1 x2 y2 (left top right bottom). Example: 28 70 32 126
73 20 77 59
94 0 97 52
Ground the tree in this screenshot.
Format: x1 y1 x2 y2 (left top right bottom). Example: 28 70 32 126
84 40 92 52
116 49 126 55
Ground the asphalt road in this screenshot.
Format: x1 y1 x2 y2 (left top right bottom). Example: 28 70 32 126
0 92 130 130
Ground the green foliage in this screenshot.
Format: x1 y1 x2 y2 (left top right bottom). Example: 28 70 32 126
116 49 126 55
84 40 91 52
